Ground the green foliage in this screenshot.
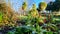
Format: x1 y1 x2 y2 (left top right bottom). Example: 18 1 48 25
29 4 38 17
15 26 33 34
0 12 3 22
43 31 53 34
32 4 36 10
22 2 27 10
7 31 14 34
0 1 60 34
46 0 60 11
38 2 47 11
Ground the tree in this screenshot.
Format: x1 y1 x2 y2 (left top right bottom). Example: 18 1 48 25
22 2 27 10
21 2 27 15
0 3 15 25
38 2 47 11
55 0 60 2
54 0 60 11
29 4 38 17
0 3 7 12
46 0 60 11
46 1 54 11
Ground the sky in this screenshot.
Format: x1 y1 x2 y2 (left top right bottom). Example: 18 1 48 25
5 0 55 11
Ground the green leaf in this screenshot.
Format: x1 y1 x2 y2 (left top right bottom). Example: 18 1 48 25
0 12 3 22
